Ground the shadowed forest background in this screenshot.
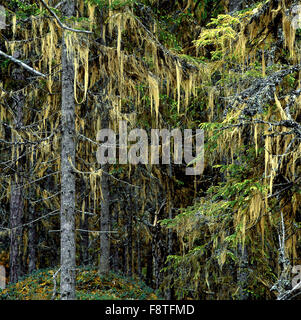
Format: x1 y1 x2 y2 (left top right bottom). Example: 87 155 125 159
0 0 300 300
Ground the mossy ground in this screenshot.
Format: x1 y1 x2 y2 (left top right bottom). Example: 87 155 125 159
0 268 160 300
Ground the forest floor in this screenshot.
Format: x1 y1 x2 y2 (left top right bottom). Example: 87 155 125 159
0 268 160 300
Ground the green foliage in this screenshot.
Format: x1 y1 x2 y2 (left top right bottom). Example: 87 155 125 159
9 0 41 19
0 267 159 300
194 14 240 61
86 0 138 10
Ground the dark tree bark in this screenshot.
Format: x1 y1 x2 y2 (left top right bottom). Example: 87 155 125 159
137 236 142 279
112 207 119 272
152 225 161 290
165 163 173 299
99 101 111 275
146 245 153 287
123 235 128 275
27 149 36 274
9 179 23 283
28 191 36 274
229 0 257 12
229 0 243 12
165 207 173 299
79 193 89 266
9 90 24 284
122 198 133 277
152 202 166 290
126 199 133 277
60 0 76 300
237 244 249 300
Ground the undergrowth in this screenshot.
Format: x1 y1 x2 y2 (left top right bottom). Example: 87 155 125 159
0 267 160 300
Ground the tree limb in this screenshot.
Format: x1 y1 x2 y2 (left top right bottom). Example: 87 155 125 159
39 0 93 34
0 49 46 78
51 267 61 300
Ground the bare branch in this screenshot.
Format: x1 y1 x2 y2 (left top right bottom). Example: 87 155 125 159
51 267 61 300
68 156 141 189
54 1 65 9
76 229 118 233
0 49 46 78
0 209 59 233
271 211 293 299
39 0 93 34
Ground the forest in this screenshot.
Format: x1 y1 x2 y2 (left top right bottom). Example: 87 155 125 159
0 0 300 301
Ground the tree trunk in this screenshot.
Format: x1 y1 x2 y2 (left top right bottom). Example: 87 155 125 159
137 236 142 279
229 0 256 12
9 91 24 284
237 244 249 300
112 207 119 272
229 0 243 12
28 190 36 274
126 200 133 277
79 199 89 266
165 207 173 299
152 226 160 289
27 148 36 274
165 163 173 299
9 179 23 283
146 245 153 287
99 102 111 275
123 235 128 275
60 0 76 300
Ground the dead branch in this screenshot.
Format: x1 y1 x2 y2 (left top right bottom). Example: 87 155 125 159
0 49 46 78
39 0 93 34
51 267 61 300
